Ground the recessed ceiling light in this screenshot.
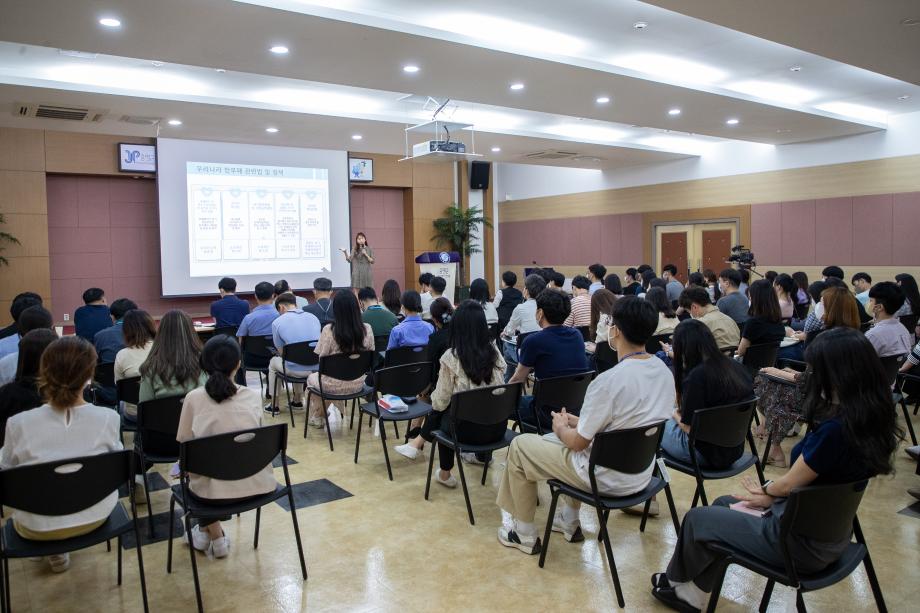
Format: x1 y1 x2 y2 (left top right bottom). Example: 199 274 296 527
351 134 362 140
510 83 525 91
167 119 182 126
898 94 911 101
430 13 586 56
269 45 289 55
901 18 920 27
99 17 121 28
668 108 681 116
491 147 501 152
633 21 648 30
151 61 164 68
265 127 279 133
725 118 739 125
596 96 610 104
402 64 420 73
789 65 802 72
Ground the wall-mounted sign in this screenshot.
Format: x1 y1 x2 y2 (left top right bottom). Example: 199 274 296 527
349 157 373 182
118 143 157 173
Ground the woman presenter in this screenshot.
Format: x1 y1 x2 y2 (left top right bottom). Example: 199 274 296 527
340 232 374 290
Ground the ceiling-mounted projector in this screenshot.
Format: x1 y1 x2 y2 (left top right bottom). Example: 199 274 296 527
413 140 466 156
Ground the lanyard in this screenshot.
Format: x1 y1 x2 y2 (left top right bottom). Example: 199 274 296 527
619 351 647 361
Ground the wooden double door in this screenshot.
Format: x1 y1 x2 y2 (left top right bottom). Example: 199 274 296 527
657 223 737 279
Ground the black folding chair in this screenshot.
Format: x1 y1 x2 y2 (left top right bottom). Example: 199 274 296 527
895 370 919 446
355 362 433 480
0 450 149 613
167 424 306 613
273 341 320 427
384 344 428 368
241 335 274 397
488 323 500 341
373 334 391 352
899 313 919 338
136 395 185 538
660 399 765 508
741 342 780 379
424 382 522 525
212 325 239 338
538 422 680 608
703 481 886 613
116 376 141 443
646 333 672 355
576 326 591 342
594 341 618 373
304 350 375 450
517 371 595 435
792 301 809 321
92 362 117 407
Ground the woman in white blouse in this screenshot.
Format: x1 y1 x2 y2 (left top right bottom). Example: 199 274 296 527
588 289 617 351
470 278 500 325
114 309 156 418
1 336 122 573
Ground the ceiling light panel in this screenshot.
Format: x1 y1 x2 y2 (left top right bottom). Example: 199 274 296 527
426 13 587 57
726 80 819 105
814 101 889 124
608 53 727 85
544 123 628 143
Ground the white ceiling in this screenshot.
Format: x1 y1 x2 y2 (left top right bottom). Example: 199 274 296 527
0 0 916 169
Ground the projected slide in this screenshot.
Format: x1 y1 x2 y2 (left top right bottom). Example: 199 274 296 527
185 162 330 277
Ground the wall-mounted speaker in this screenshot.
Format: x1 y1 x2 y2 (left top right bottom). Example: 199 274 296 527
469 161 490 190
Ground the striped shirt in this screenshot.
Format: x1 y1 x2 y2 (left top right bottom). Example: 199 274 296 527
564 294 592 328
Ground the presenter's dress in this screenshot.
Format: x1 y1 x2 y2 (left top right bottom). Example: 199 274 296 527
349 247 374 290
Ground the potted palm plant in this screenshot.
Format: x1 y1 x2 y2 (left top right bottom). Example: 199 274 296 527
0 213 19 267
431 204 491 301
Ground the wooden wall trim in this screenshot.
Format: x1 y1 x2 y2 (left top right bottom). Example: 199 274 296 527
499 153 920 222
44 131 155 176
348 151 412 188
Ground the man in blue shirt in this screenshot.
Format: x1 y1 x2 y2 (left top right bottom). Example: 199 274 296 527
92 298 138 364
509 289 590 431
267 292 322 420
0 292 43 357
74 287 112 342
304 277 335 327
387 291 433 349
237 281 280 386
210 277 250 329
587 263 606 295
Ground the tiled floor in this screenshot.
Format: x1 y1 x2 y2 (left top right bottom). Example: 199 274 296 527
5 375 919 612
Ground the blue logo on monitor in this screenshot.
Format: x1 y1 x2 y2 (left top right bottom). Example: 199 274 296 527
438 252 450 263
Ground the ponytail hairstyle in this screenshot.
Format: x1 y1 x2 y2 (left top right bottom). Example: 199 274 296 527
430 297 454 329
201 335 241 403
39 336 97 409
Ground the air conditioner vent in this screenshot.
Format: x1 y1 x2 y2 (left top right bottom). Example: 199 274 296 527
119 115 162 126
523 150 580 160
15 102 108 122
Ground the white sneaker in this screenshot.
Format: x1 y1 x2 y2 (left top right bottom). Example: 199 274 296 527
308 416 325 429
552 512 585 543
394 443 419 460
48 553 70 573
184 524 210 552
497 524 541 555
436 471 458 488
210 533 230 559
460 452 488 465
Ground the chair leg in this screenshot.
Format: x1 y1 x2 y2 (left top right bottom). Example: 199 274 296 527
424 441 437 500
285 380 295 428
254 507 261 549
393 421 399 439
117 534 123 585
354 411 364 464
854 518 888 613
349 399 356 430
167 496 176 573
107 539 111 552
303 390 312 439
752 411 760 426
3 555 9 613
697 480 709 507
762 426 776 468
691 486 700 509
795 590 807 613
538 489 561 568
704 562 729 613
759 579 775 613
287 491 308 580
379 418 394 481
321 397 334 452
639 498 652 532
455 449 475 525
185 514 204 613
481 459 489 486
663 483 681 534
143 471 154 539
901 400 918 446
595 505 624 608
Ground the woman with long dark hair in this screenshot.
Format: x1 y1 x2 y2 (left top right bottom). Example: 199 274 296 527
792 271 810 306
0 328 57 445
640 269 657 294
653 328 900 611
115 309 156 418
604 274 623 296
138 310 206 402
469 278 498 324
589 288 617 347
737 279 785 358
381 279 404 321
428 298 455 386
895 273 920 317
176 336 276 559
340 232 375 290
305 290 375 428
395 301 506 487
773 273 796 319
646 287 679 336
661 319 753 468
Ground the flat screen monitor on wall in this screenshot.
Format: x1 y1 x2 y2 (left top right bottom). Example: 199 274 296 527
156 138 350 297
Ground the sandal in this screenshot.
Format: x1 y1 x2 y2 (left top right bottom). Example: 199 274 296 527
651 572 671 589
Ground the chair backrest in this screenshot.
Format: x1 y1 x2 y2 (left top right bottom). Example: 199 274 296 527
94 362 116 388
116 376 141 405
576 326 591 342
742 342 779 373
318 350 375 382
180 424 287 481
899 314 919 335
0 450 132 515
281 340 320 369
241 335 274 359
594 341 618 373
879 354 905 388
688 399 758 448
374 362 433 398
780 481 866 543
384 344 428 368
646 333 672 355
136 395 186 439
793 301 810 321
488 323 500 342
588 421 666 476
532 371 595 417
449 382 522 428
213 326 239 338
374 334 390 352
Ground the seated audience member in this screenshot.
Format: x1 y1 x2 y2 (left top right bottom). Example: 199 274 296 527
427 298 455 386
646 287 679 336
623 268 642 297
548 271 566 292
381 279 404 320
716 269 749 325
807 277 870 332
0 336 121 573
266 293 322 413
501 274 546 381
496 297 674 553
563 276 592 328
422 276 448 320
865 282 912 358
395 301 506 482
508 290 590 431
587 264 606 295
851 272 872 306
652 328 899 611
470 278 499 325
418 272 435 317
74 288 111 342
304 277 335 327
274 279 308 309
737 279 785 358
661 320 753 469
678 287 740 350
494 271 524 332
797 280 829 333
640 270 657 295
113 310 156 418
792 272 811 307
387 291 434 350
0 292 43 356
176 335 277 559
738 268 751 297
686 272 706 289
305 291 375 428
360 286 399 337
807 286 861 344
703 269 722 303
662 264 684 306
764 270 778 285
637 264 653 277
773 273 796 319
237 282 280 375
895 273 920 319
93 298 138 364
0 328 57 444
822 265 844 281
0 305 54 385
604 274 623 296
139 310 208 403
589 289 617 347
210 277 250 329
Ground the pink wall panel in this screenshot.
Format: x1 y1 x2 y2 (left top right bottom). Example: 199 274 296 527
750 202 782 265
598 214 623 265
619 214 644 264
814 197 853 266
779 200 816 265
852 194 893 266
893 192 920 266
348 187 406 291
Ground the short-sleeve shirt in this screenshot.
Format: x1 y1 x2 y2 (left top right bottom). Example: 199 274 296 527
362 305 399 338
237 304 279 338
717 292 750 324
519 325 590 380
210 295 251 328
698 307 741 350
93 321 126 364
574 357 675 495
271 309 323 370
666 280 684 304
74 304 112 342
790 416 874 485
865 318 912 358
742 316 786 346
386 315 434 350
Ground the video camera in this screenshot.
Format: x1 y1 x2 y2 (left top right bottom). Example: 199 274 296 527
726 244 756 268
